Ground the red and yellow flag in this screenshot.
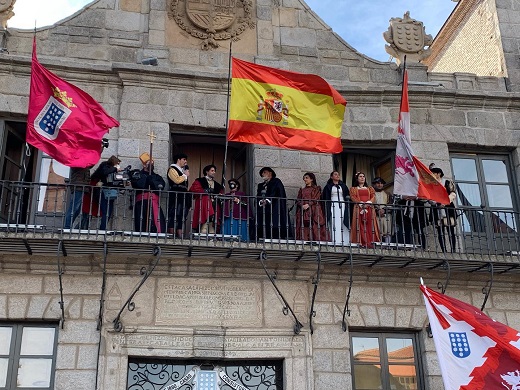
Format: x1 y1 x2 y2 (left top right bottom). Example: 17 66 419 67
228 57 346 154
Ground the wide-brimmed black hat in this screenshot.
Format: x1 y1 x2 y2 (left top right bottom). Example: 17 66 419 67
259 167 276 178
430 167 444 177
372 176 386 185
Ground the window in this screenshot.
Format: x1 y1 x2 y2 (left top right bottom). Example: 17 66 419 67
350 331 423 390
127 358 283 390
0 323 58 389
451 153 518 253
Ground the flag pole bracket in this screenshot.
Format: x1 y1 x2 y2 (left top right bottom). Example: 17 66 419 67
96 242 109 331
480 262 494 311
112 246 162 332
308 252 322 335
56 240 66 329
259 251 303 335
341 248 354 332
437 260 451 294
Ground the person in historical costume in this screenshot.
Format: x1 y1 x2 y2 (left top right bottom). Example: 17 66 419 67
166 153 190 238
91 155 121 230
221 179 252 240
350 172 380 247
130 152 166 233
63 166 92 229
189 164 224 234
372 176 392 243
295 172 328 241
256 167 292 239
394 197 429 249
321 171 350 245
429 164 457 252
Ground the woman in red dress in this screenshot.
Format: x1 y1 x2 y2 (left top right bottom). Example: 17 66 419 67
350 172 380 247
295 172 329 241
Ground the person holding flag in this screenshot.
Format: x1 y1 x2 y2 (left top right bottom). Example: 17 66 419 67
393 67 450 207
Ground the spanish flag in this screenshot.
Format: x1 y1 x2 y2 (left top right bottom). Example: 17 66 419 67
228 57 346 154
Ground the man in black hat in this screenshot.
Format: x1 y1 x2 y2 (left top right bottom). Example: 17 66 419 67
256 167 292 239
372 177 392 242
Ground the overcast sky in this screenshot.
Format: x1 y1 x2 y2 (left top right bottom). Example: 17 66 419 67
8 0 457 62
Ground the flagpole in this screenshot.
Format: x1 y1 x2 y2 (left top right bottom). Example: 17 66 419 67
221 40 233 189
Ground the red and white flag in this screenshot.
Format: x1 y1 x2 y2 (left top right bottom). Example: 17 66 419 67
27 37 119 168
394 71 449 204
421 284 520 390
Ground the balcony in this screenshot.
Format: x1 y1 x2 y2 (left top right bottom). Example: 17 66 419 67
0 180 519 275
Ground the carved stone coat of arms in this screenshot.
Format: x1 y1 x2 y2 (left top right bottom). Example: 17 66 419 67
383 11 433 65
0 0 16 29
168 0 255 50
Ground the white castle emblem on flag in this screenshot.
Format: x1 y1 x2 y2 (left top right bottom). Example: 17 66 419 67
501 370 520 390
34 96 71 140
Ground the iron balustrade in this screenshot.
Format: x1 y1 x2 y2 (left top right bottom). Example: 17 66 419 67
0 180 520 259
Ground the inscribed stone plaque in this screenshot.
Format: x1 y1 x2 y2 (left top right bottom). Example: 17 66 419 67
156 279 262 326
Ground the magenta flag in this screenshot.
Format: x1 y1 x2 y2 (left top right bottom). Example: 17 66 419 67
421 284 520 389
27 38 119 168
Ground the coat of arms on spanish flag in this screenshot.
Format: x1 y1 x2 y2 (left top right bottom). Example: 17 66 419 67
228 57 346 154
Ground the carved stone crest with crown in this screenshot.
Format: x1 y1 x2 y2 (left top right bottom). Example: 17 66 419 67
168 0 255 50
383 11 433 65
0 0 16 29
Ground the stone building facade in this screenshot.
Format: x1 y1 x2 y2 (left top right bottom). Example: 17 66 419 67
0 0 519 389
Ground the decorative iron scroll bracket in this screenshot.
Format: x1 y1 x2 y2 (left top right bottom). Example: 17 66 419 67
309 252 322 335
480 262 494 311
113 246 162 332
56 240 65 329
97 242 108 331
437 260 451 294
342 250 354 332
259 251 303 335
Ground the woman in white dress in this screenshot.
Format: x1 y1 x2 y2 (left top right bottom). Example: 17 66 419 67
321 171 350 245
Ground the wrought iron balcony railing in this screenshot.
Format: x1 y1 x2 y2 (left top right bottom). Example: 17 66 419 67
1 180 519 262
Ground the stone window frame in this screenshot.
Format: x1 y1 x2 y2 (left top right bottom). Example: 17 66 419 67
0 322 59 390
349 329 424 390
104 327 312 390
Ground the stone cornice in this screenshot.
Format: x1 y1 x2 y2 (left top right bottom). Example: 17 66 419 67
422 0 479 69
1 54 519 110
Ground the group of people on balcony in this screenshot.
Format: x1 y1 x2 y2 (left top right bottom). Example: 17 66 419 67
62 153 458 252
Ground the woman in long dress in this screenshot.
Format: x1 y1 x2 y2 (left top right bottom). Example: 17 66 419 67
221 179 251 240
322 171 350 245
350 172 380 247
295 172 329 241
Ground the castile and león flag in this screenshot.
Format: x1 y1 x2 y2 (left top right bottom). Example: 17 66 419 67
27 37 119 168
421 284 520 390
393 69 450 205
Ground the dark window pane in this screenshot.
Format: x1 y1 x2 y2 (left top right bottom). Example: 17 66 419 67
456 183 481 207
0 358 8 387
17 358 53 387
386 338 414 364
486 185 513 208
452 158 477 181
352 337 380 362
0 327 11 355
389 365 417 390
353 364 383 390
482 160 508 183
20 327 55 355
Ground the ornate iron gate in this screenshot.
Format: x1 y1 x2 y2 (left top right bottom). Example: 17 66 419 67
127 359 283 390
